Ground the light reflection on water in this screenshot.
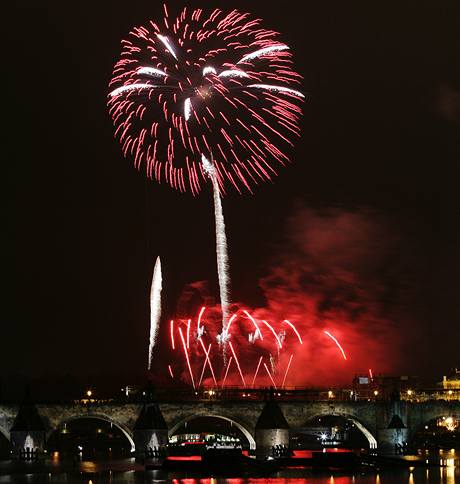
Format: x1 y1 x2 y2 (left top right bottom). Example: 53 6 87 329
0 454 459 483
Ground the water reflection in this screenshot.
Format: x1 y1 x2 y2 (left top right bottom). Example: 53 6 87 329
0 453 459 483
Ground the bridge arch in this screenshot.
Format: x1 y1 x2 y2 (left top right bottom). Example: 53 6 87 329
0 426 10 442
169 413 256 450
47 414 135 453
300 413 377 449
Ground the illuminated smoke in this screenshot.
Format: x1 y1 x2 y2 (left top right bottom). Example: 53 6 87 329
148 256 162 370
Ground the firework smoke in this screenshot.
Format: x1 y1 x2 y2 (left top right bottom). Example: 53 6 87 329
148 256 162 370
162 205 415 388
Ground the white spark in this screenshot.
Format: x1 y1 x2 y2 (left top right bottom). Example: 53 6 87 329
137 66 168 77
238 44 289 63
218 69 249 78
203 66 217 76
156 34 178 60
148 256 162 370
201 155 231 348
109 83 155 97
184 97 192 120
248 83 305 98
201 153 215 177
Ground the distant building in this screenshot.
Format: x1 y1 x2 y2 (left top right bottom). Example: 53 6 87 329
439 368 460 390
352 374 418 399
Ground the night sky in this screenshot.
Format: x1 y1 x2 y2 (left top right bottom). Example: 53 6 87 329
4 0 460 395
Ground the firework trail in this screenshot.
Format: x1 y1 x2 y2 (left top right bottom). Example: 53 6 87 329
202 155 231 346
148 256 162 370
108 5 304 194
324 330 348 361
281 354 294 388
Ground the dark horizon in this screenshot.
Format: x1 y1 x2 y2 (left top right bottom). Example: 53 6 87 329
4 1 460 391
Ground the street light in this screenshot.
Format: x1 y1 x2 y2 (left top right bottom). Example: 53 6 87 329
407 389 413 396
86 390 92 398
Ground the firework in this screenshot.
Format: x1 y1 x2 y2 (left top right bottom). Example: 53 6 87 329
167 306 304 388
148 256 162 370
108 5 304 194
202 155 231 347
324 330 348 361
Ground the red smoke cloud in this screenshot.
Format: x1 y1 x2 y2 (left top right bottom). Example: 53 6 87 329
163 205 411 388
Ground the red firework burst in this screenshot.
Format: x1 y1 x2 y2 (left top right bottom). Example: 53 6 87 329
108 4 304 194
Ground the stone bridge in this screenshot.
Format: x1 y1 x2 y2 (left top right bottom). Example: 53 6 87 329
1 398 459 454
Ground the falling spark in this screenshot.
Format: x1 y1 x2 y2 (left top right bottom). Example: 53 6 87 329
197 306 206 336
148 256 162 370
221 357 233 388
238 44 289 63
203 66 217 76
283 319 303 344
186 319 191 348
281 354 294 388
251 356 263 387
324 330 347 361
137 66 168 77
226 312 238 332
263 362 277 388
168 365 174 379
243 310 263 340
261 320 282 348
170 320 175 349
229 341 246 387
109 83 155 97
178 327 196 389
156 33 178 60
218 69 249 78
248 84 305 98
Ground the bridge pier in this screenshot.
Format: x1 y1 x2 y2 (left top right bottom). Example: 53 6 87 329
133 402 168 461
377 400 408 453
10 393 46 459
255 400 290 459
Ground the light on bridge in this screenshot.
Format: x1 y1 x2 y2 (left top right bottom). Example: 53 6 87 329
407 389 413 396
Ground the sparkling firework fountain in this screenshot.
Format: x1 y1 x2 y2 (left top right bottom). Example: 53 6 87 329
108 5 304 371
148 256 162 370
